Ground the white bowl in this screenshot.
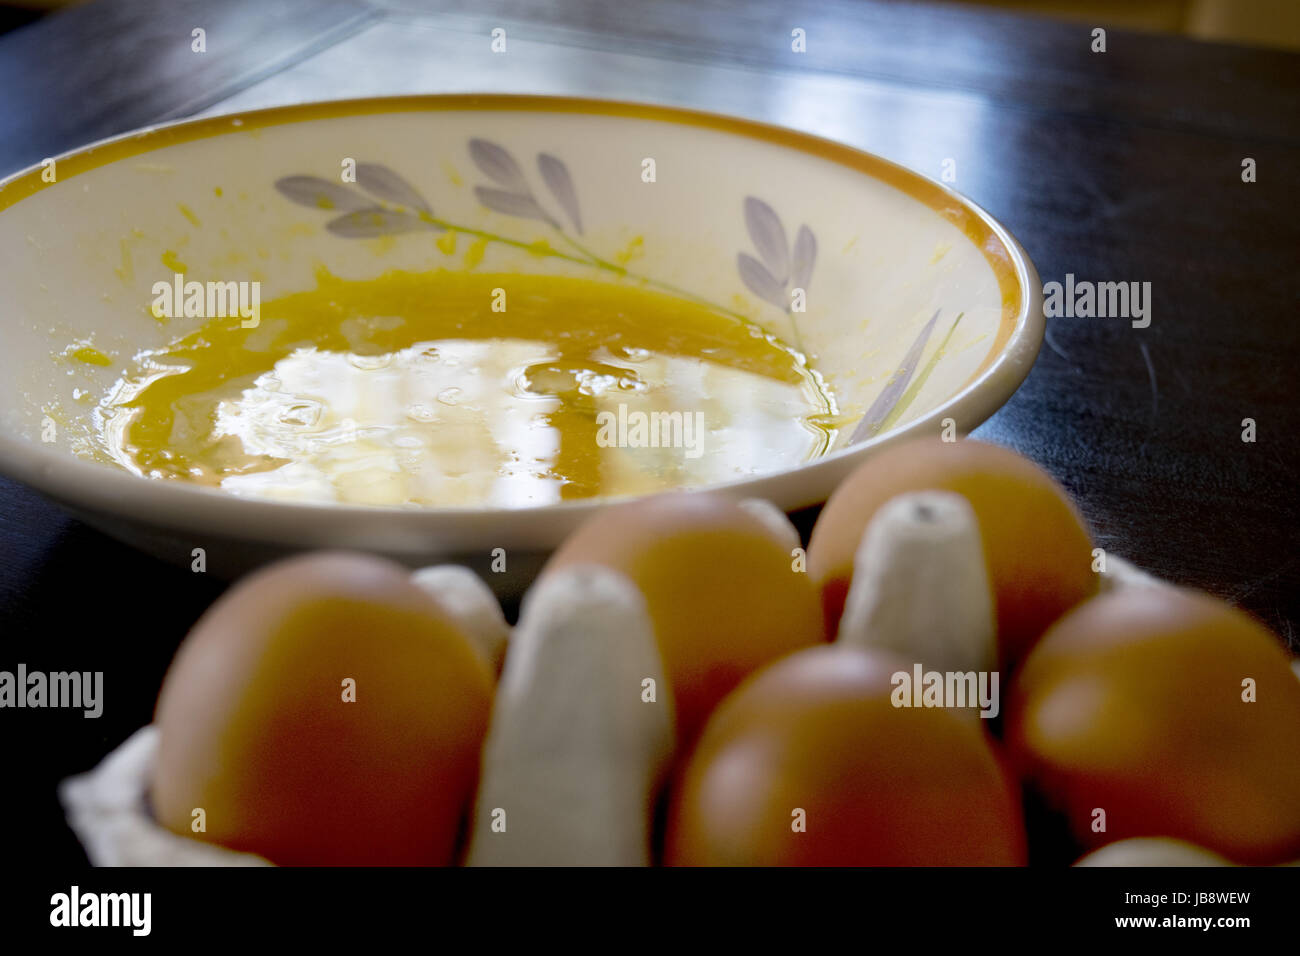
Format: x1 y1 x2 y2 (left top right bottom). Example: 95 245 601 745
0 95 1043 585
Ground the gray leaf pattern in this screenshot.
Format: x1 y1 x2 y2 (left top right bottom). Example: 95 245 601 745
468 139 530 193
791 225 817 290
851 308 943 443
736 198 817 324
474 186 558 227
276 155 833 363
274 176 373 213
537 153 582 234
744 197 790 285
326 209 440 238
355 163 431 213
737 253 788 309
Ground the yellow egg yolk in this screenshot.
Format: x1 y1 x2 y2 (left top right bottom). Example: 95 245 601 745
85 271 837 507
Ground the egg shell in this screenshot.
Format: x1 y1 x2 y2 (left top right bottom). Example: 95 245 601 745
61 727 270 867
543 492 825 744
1007 586 1300 864
665 645 1027 866
151 551 493 866
809 437 1097 666
411 564 511 674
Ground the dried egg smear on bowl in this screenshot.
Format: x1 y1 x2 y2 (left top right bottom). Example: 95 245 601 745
0 95 1042 580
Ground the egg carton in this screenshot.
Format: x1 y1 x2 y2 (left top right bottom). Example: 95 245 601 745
59 492 1251 867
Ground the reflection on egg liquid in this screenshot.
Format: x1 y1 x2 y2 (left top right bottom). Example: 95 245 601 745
88 271 838 507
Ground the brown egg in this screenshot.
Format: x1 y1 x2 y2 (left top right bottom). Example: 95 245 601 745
1007 586 1300 864
665 645 1027 865
808 437 1096 666
544 492 824 744
151 551 493 866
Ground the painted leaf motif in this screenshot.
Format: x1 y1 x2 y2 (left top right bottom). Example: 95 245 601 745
325 208 440 238
469 139 530 193
877 313 964 435
744 197 790 284
737 253 788 310
274 176 372 213
537 153 582 234
851 308 942 444
355 163 431 213
791 225 817 291
474 186 557 227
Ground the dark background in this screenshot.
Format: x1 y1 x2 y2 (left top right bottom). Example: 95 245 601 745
0 0 1296 869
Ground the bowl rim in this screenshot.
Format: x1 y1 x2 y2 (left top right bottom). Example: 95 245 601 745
0 92 1044 543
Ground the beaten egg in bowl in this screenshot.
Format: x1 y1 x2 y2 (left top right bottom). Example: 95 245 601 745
83 271 837 507
0 95 1042 578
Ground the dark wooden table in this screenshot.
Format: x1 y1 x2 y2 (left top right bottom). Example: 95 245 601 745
2 0 1297 869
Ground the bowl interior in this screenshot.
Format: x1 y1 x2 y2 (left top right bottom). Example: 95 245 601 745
0 96 1039 574
1 97 1028 448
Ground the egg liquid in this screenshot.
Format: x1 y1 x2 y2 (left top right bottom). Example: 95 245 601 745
88 271 837 507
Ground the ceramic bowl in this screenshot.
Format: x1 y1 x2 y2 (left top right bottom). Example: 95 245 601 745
0 94 1043 585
